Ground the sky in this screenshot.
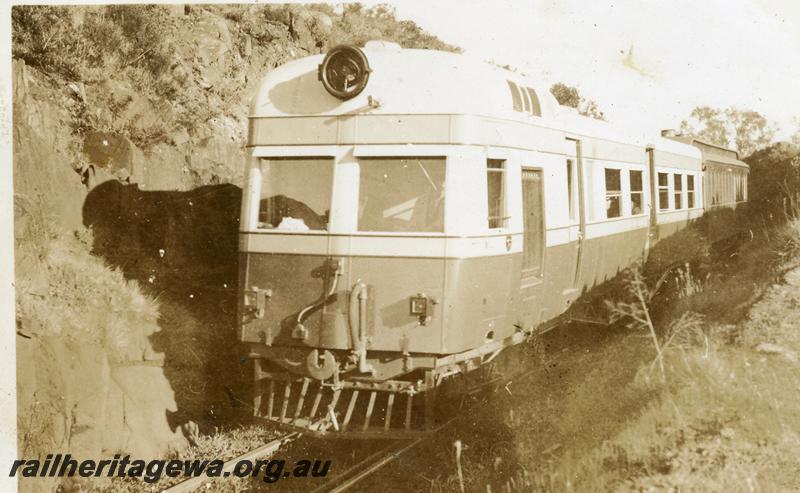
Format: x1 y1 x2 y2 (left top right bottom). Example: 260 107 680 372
375 0 800 140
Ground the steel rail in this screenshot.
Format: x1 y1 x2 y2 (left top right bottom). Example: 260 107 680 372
162 350 551 492
309 437 423 493
308 351 558 492
161 431 300 493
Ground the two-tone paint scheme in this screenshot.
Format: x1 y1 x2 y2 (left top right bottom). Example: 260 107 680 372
237 43 745 434
660 134 750 242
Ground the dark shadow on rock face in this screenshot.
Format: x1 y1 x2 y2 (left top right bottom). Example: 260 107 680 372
83 179 250 431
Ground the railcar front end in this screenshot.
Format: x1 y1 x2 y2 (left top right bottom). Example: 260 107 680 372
239 142 534 434
236 43 563 436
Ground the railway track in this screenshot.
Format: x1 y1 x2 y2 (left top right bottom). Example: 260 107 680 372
161 432 301 493
299 359 547 492
309 438 423 493
162 348 548 493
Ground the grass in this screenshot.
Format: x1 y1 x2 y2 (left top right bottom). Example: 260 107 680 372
416 218 800 492
15 228 160 362
108 424 284 493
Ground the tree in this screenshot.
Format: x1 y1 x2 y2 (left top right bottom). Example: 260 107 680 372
549 82 605 121
790 117 800 147
745 142 800 219
679 106 776 158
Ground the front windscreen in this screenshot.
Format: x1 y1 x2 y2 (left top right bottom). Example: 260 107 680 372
258 158 334 231
358 157 446 233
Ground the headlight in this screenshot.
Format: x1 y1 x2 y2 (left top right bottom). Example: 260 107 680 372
318 45 371 100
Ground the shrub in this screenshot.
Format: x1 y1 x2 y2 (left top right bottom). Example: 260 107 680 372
745 142 800 221
643 224 710 282
12 6 84 79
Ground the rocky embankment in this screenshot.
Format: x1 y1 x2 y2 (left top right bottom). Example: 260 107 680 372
12 5 452 492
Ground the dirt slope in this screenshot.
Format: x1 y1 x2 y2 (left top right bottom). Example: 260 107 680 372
12 5 453 492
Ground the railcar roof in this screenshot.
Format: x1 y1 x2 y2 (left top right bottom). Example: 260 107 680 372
663 135 748 168
251 44 556 120
553 110 701 159
250 43 701 159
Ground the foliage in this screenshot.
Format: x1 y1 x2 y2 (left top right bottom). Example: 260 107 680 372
679 106 776 158
13 5 184 146
109 425 284 492
673 263 706 299
549 82 606 120
15 231 160 362
606 265 667 378
11 6 83 79
745 142 800 220
12 4 455 149
324 3 458 51
443 213 800 492
12 5 176 86
606 265 708 380
642 224 710 282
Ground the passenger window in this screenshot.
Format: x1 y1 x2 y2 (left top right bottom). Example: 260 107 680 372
735 174 744 202
522 168 544 277
687 175 695 208
711 171 718 205
629 170 643 215
658 172 669 211
604 168 622 218
358 157 446 233
258 158 334 231
674 174 683 209
487 159 507 229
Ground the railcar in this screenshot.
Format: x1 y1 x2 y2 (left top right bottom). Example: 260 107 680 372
237 42 747 436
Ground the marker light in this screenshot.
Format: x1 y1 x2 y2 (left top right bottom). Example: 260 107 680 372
318 45 371 100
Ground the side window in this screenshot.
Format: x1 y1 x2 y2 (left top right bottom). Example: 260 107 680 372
687 175 695 208
487 159 506 229
629 170 643 215
604 168 622 218
727 172 732 203
727 173 732 203
674 174 683 209
735 174 744 202
711 170 719 205
522 168 544 277
743 174 748 201
658 172 669 211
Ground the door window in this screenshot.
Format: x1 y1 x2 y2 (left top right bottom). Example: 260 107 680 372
487 159 507 229
522 168 544 277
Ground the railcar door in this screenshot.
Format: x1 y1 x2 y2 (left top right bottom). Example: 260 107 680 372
520 168 545 299
566 138 586 289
